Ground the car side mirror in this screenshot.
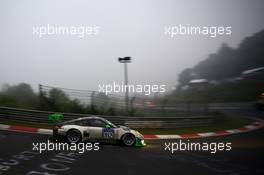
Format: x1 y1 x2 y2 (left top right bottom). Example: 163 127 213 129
105 124 111 128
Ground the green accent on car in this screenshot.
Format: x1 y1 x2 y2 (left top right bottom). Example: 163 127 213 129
134 138 146 147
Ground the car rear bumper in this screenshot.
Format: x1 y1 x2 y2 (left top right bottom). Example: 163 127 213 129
53 128 66 141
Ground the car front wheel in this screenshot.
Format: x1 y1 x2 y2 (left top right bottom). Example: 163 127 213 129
122 133 136 146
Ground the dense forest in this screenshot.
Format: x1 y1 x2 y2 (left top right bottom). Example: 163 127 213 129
0 83 122 115
0 83 94 113
172 29 264 103
178 30 264 86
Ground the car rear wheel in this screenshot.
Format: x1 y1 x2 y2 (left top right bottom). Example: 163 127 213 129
122 133 136 146
66 129 81 143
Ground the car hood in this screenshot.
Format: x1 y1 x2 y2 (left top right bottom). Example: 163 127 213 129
118 125 144 139
119 125 130 131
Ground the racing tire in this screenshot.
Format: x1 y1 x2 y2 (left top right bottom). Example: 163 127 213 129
66 129 82 143
121 133 136 146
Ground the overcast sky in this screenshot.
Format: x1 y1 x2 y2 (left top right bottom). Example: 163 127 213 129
1 0 264 93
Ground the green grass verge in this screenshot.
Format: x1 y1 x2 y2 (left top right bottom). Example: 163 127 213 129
137 117 254 134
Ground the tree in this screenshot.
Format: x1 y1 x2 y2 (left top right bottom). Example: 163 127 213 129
178 30 264 83
1 83 38 109
178 68 192 86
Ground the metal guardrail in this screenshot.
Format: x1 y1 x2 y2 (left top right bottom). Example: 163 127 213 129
0 106 218 128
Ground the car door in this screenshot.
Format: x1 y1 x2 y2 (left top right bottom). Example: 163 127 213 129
74 119 91 139
89 119 116 140
88 119 106 140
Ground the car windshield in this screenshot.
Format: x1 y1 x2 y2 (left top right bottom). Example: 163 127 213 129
104 119 117 128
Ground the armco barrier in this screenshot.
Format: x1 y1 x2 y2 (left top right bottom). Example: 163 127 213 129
0 106 218 128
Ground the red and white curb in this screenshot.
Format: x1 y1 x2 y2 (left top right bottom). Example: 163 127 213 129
144 121 264 139
0 121 263 140
0 124 53 135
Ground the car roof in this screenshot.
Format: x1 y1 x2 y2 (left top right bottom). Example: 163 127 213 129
77 116 104 120
64 116 105 123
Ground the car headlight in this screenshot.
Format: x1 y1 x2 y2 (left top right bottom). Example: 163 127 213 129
141 140 145 145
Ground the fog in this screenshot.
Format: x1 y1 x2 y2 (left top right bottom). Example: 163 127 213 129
0 0 264 92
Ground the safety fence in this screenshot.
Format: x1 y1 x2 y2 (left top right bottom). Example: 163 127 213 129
0 106 220 128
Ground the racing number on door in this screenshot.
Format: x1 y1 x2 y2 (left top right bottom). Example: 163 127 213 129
102 128 114 139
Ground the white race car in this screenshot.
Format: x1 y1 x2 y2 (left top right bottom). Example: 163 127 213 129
53 116 146 147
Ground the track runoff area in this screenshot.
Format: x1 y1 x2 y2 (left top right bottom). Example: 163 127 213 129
0 119 264 175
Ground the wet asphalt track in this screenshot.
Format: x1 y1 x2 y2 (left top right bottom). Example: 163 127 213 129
0 127 264 175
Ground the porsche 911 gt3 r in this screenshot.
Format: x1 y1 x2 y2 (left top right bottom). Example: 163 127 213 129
53 116 146 147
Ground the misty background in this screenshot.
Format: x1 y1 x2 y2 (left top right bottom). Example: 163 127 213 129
1 0 264 92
